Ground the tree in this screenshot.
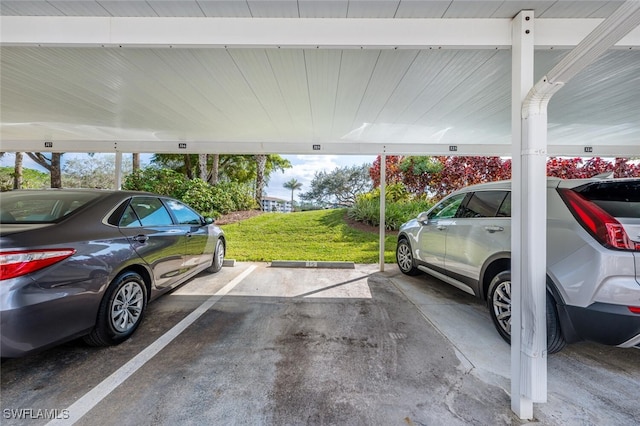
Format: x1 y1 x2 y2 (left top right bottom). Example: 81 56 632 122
151 154 291 186
429 156 511 199
546 157 640 178
283 178 303 208
14 152 23 189
132 153 141 172
300 163 373 207
209 154 220 185
0 166 49 191
63 154 132 189
369 155 404 187
370 155 510 200
254 154 267 205
198 154 208 181
27 152 63 188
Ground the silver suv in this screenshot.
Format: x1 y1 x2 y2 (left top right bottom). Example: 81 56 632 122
396 178 640 353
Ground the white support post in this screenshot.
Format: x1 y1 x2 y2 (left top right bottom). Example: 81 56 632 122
379 153 386 272
115 151 123 190
511 2 640 419
511 10 537 419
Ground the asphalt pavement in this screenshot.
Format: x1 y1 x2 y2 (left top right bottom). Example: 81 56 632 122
1 263 638 425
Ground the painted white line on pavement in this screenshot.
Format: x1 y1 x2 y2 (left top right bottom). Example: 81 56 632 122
47 265 257 426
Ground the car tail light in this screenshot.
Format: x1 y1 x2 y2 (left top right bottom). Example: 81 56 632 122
629 306 640 314
0 249 76 280
558 188 639 252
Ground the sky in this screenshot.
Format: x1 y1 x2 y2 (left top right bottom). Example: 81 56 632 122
268 155 375 201
0 153 376 202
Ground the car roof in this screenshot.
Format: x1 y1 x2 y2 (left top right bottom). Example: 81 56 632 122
448 176 640 196
1 188 161 197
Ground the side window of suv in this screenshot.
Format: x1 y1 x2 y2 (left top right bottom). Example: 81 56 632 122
428 193 466 220
497 192 511 217
456 191 509 218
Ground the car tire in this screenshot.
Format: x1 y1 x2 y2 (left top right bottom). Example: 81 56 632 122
396 238 420 276
206 238 225 273
488 271 566 354
84 271 147 347
545 294 567 354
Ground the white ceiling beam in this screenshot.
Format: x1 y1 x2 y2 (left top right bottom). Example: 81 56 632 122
2 17 639 48
2 140 638 157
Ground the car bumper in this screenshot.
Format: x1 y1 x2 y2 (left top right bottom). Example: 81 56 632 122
558 302 640 347
1 278 101 358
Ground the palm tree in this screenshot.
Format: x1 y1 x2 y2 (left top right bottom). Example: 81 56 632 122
283 178 303 211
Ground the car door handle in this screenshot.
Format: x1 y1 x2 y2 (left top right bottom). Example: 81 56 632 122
437 225 447 231
133 234 149 243
186 232 192 238
484 226 504 233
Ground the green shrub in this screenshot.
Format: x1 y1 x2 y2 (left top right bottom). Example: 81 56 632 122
348 193 433 231
123 167 257 218
0 167 50 191
181 179 219 216
358 182 411 203
216 181 257 212
122 167 188 198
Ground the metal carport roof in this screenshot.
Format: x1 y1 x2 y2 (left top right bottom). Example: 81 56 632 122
1 0 640 421
1 1 639 156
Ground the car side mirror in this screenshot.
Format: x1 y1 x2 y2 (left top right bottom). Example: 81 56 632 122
203 217 214 225
417 212 430 225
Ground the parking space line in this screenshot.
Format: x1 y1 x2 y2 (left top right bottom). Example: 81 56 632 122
47 265 257 426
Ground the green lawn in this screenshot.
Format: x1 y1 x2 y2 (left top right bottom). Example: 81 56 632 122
222 209 397 263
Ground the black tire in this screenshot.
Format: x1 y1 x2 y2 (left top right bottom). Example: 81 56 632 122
396 238 420 276
487 271 567 354
84 271 147 347
206 238 225 273
546 294 567 354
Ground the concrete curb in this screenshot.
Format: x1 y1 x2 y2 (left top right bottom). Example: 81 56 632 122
270 260 355 269
223 259 236 267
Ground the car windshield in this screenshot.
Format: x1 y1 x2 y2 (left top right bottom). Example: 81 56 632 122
575 181 640 218
0 191 102 223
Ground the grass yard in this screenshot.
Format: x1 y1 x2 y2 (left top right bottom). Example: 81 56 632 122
221 209 397 263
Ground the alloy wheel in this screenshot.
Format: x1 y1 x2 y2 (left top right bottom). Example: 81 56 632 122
111 281 144 333
492 280 511 336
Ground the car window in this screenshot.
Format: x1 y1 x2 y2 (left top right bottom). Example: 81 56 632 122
119 204 143 227
497 192 511 217
0 192 100 223
428 193 466 220
575 181 640 218
457 191 509 218
129 197 174 226
164 199 202 225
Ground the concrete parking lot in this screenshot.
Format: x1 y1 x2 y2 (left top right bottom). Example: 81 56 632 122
1 263 638 425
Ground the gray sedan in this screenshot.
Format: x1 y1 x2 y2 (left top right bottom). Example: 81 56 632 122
0 189 225 357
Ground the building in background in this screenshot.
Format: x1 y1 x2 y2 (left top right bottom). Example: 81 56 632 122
261 196 292 213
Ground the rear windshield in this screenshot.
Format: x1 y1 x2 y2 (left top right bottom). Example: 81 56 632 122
0 191 102 223
574 181 640 218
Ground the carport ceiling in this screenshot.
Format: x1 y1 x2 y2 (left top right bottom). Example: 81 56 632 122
1 1 639 156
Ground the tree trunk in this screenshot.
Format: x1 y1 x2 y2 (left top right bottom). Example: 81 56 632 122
27 152 63 188
198 154 208 181
50 153 62 188
209 154 219 185
255 154 267 207
132 153 140 171
13 152 23 189
184 154 193 179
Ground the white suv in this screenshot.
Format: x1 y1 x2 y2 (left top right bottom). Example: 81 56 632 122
396 178 640 353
